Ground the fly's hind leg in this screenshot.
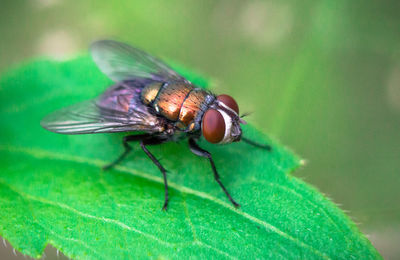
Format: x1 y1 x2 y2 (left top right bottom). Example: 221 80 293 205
103 134 151 171
241 136 272 151
104 134 170 210
188 138 240 208
140 137 169 210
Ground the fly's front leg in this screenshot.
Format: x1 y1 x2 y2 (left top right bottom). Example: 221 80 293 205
103 134 152 171
241 136 272 151
188 138 240 208
140 137 169 210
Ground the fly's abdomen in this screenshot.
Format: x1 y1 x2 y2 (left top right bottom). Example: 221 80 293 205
154 83 194 121
141 82 214 131
141 82 194 121
141 82 163 106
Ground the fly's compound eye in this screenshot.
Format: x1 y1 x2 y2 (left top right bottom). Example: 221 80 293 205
217 94 239 114
202 109 226 144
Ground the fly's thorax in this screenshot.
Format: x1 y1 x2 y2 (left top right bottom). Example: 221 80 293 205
176 89 215 132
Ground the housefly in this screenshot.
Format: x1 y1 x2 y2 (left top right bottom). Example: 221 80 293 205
41 40 271 210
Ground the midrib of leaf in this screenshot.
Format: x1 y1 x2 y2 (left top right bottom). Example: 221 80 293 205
0 144 329 259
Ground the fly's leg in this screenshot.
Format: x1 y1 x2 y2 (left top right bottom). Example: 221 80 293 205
241 136 272 151
140 138 169 211
188 138 240 208
103 134 152 171
105 134 170 210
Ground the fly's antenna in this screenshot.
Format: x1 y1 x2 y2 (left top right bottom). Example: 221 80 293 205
239 112 252 124
240 112 252 118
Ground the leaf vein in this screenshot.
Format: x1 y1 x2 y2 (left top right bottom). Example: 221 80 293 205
0 178 176 248
0 145 329 259
182 197 197 242
243 178 342 232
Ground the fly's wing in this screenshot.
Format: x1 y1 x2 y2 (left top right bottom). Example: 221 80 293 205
41 40 186 135
41 82 163 135
90 40 186 83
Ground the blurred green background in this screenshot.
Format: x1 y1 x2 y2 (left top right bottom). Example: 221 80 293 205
1 0 399 259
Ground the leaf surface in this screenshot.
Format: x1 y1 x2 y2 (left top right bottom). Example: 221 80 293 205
0 56 380 259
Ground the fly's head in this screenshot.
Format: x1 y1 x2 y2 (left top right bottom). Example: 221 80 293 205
201 94 246 144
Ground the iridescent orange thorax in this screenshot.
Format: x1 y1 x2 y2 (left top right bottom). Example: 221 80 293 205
141 82 215 131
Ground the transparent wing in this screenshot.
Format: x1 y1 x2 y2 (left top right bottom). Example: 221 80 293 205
41 99 162 135
90 40 186 83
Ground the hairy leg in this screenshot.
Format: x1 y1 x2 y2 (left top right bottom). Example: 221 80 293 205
241 136 272 151
104 134 170 210
103 134 151 171
140 138 169 210
188 138 240 208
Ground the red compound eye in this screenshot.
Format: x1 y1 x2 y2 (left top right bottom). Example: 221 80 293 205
202 109 225 144
217 94 239 114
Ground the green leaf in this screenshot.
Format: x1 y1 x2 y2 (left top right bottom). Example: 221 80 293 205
0 56 380 259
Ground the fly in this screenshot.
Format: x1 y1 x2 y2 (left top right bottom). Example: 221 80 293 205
41 40 271 210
